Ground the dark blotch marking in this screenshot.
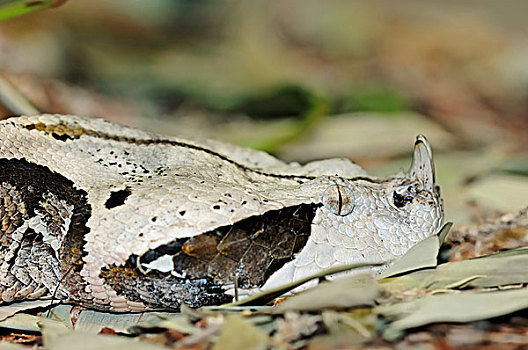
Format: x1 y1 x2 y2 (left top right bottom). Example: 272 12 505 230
105 189 131 209
100 203 320 309
0 158 92 304
51 133 74 142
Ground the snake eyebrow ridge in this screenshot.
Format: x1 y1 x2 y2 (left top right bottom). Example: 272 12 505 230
22 122 389 185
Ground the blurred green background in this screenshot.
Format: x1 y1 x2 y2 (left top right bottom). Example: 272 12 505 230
0 0 527 223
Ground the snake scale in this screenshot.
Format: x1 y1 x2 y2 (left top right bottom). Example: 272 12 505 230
0 114 443 311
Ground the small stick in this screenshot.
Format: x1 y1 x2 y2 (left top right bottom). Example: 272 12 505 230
0 75 39 116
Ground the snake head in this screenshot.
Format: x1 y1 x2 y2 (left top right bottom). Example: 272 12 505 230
264 135 444 289
388 134 444 242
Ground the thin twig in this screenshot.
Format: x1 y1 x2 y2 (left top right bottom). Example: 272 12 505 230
0 74 39 116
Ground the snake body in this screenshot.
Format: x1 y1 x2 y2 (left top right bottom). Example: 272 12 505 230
0 115 443 311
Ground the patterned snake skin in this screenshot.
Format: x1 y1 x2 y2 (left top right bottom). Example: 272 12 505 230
0 115 443 311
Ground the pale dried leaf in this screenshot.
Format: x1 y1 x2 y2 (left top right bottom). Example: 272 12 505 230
0 305 71 333
0 300 56 322
130 313 197 335
438 222 453 244
229 262 383 307
378 288 528 340
75 310 177 334
213 314 268 350
272 274 378 313
0 314 45 333
0 343 28 350
382 247 528 293
39 318 166 350
379 222 452 279
46 305 73 328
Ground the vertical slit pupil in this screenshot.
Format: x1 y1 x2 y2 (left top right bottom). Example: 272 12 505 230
337 186 343 215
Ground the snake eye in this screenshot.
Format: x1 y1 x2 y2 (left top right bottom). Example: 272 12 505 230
393 185 415 208
323 184 355 216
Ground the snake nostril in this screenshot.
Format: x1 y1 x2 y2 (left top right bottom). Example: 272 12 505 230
323 184 354 216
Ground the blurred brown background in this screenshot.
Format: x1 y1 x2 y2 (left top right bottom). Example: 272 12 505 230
0 0 527 223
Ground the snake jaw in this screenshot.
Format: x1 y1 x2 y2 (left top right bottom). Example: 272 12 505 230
408 134 435 192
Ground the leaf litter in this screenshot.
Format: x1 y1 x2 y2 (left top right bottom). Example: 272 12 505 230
0 219 527 349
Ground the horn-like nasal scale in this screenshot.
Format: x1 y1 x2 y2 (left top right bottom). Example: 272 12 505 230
408 134 435 190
